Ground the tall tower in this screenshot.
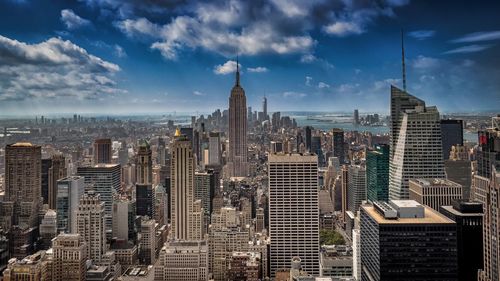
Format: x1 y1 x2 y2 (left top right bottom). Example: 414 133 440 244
93 138 112 164
227 59 248 178
262 96 268 120
48 154 67 210
136 139 152 184
170 128 196 240
77 191 106 262
268 153 319 277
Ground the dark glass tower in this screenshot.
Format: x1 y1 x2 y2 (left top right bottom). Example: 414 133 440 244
440 119 464 160
366 144 389 202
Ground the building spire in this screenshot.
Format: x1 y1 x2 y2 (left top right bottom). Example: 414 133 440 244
401 29 407 92
235 55 240 86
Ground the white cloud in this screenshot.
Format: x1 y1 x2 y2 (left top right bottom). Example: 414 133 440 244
412 55 441 69
60 9 92 30
283 91 307 98
305 76 313 86
318 82 330 89
0 35 122 102
113 45 127 58
451 31 500 43
193 90 205 96
408 30 435 40
114 17 162 40
300 54 316 63
214 60 240 75
247 66 268 73
324 21 363 36
443 44 493 54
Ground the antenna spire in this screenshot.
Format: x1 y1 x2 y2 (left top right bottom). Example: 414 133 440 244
401 29 407 92
235 55 240 86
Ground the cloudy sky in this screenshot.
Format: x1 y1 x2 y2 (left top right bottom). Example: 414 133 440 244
0 0 499 115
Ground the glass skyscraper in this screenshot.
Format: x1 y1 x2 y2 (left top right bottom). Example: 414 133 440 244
366 144 389 202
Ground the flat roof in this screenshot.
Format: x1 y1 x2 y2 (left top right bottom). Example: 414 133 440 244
440 205 483 217
362 204 455 225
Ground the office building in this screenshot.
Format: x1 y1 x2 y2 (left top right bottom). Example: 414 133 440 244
52 233 87 281
268 153 319 277
155 240 208 281
48 154 67 209
331 129 344 164
440 200 483 281
120 265 154 281
409 178 463 211
320 245 353 278
3 251 52 281
353 109 359 125
94 138 112 164
136 184 154 218
305 126 312 152
445 146 472 200
477 166 500 281
262 96 268 121
136 140 152 185
360 200 457 280
389 102 445 200
347 165 366 214
477 117 500 178
229 251 261 281
39 209 57 250
440 119 464 160
56 176 85 233
227 61 248 178
208 132 221 165
139 218 156 265
77 164 121 234
112 197 138 242
366 144 389 202
77 192 106 262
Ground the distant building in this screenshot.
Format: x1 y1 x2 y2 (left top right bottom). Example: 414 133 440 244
353 109 359 125
366 144 389 202
77 192 106 263
440 119 464 160
119 265 154 281
229 251 261 281
476 117 500 178
331 129 344 164
347 165 366 214
39 209 57 250
3 251 52 281
360 200 457 280
155 240 208 281
409 178 463 211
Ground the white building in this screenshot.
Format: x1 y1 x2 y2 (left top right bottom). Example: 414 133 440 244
77 191 107 262
155 240 208 281
56 176 85 233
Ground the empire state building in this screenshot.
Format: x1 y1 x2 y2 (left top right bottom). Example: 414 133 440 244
227 61 248 178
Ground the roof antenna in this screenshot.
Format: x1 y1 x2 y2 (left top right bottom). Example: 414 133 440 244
401 29 407 92
235 55 240 86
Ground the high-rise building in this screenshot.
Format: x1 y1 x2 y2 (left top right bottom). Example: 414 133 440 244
93 138 112 164
311 136 324 166
56 176 85 233
389 85 425 161
136 184 154 218
347 164 366 214
208 132 221 165
305 126 312 152
360 200 458 280
195 171 212 220
39 209 57 250
477 166 500 281
139 217 156 265
445 145 472 200
41 158 53 205
52 233 87 281
409 178 463 211
48 154 67 209
3 251 52 281
136 140 152 185
227 61 248 178
440 200 483 281
77 191 106 262
366 144 389 202
77 164 121 234
170 128 199 240
477 116 500 179
262 96 268 121
229 252 261 281
112 197 137 242
331 129 345 164
353 109 359 125
389 100 445 200
440 119 464 160
268 153 319 277
155 240 208 281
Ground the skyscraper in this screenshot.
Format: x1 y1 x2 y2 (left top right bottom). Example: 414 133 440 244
353 109 359 125
227 60 248 178
93 138 112 164
56 176 85 233
76 191 106 262
48 154 67 210
77 163 121 235
268 153 319 277
52 233 87 281
366 144 389 202
136 139 152 185
360 200 458 280
208 132 221 165
262 96 268 121
170 128 198 240
331 128 345 164
389 97 445 200
409 178 463 212
440 119 464 160
155 240 208 281
305 126 312 152
347 164 366 213
477 116 500 179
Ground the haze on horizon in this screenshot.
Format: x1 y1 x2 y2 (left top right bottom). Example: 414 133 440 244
0 0 499 115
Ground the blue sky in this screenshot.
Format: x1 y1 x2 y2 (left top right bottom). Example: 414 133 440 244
0 0 499 115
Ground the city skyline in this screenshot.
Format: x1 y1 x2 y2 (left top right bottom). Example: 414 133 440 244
0 0 499 116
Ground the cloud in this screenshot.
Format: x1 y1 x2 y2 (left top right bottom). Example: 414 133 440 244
300 54 316 63
451 31 500 43
318 82 330 89
214 60 240 75
109 0 409 59
412 55 441 69
247 66 268 73
324 21 363 36
60 9 92 30
193 90 205 96
283 91 307 98
113 45 127 58
443 44 493 54
305 76 313 86
0 35 122 102
408 30 435 40
91 40 127 58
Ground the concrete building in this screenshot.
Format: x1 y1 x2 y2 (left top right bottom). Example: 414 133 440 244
155 240 208 281
56 176 85 233
77 191 107 262
139 218 156 265
3 251 52 281
268 153 319 277
347 165 366 214
227 61 248 178
48 154 67 210
52 233 87 281
409 178 462 211
331 129 345 164
320 245 353 278
440 119 464 160
360 200 457 280
229 251 261 281
119 266 154 281
112 197 138 242
93 138 112 165
208 132 222 165
39 209 57 250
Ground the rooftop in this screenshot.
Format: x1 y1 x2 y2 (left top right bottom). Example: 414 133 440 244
363 201 455 225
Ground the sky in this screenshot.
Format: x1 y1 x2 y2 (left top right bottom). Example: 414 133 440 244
0 0 499 116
